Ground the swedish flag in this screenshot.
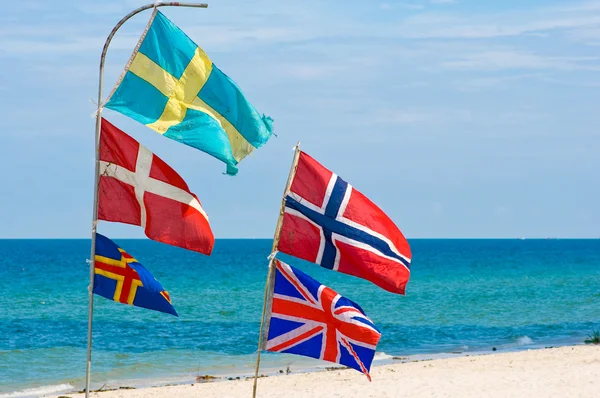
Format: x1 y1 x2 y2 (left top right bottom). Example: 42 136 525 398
105 10 273 175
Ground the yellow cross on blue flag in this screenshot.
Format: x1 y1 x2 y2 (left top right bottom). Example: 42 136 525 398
104 10 273 175
94 233 177 316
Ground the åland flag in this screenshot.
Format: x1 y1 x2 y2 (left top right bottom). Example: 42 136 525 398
278 151 412 294
265 260 381 380
104 10 274 175
93 234 177 316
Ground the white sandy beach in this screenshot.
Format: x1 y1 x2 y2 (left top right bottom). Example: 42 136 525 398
51 345 600 398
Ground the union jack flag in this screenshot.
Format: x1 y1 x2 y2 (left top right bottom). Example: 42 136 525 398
265 259 381 380
278 151 412 294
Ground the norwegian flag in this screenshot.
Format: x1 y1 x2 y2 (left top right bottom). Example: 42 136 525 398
98 118 214 255
265 259 381 380
278 151 411 294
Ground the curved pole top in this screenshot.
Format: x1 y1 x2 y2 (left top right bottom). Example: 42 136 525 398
99 2 208 75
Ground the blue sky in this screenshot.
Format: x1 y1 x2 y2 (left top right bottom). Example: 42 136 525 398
0 0 598 238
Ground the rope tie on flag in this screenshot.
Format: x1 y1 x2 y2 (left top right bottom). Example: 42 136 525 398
267 251 278 262
89 99 104 118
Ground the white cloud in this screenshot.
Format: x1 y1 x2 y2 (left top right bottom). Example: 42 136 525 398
75 2 127 15
567 26 600 45
185 26 309 49
392 6 600 39
3 0 600 60
398 16 600 39
0 34 140 55
17 1 53 11
373 108 475 125
441 50 600 71
380 2 425 10
455 73 549 92
279 64 344 79
369 106 552 129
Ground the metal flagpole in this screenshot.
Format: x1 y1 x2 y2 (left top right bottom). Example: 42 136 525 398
252 143 302 398
84 3 208 397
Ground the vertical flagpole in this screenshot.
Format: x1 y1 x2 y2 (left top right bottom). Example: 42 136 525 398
252 143 302 398
84 3 208 397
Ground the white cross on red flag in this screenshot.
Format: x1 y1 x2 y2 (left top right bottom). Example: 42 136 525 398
98 118 214 255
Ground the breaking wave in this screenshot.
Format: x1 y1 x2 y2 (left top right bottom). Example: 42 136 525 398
0 383 74 398
373 351 393 361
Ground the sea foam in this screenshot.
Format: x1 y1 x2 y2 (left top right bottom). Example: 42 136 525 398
0 383 73 398
373 352 393 361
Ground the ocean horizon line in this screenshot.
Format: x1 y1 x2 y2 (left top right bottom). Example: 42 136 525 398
0 236 597 240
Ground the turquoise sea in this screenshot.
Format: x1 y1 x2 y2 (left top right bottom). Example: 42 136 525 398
1 239 599 397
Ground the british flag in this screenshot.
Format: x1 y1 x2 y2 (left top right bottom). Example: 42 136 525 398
278 151 412 294
265 259 381 380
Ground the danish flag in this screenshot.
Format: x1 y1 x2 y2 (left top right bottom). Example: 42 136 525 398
265 259 381 380
277 151 411 294
98 118 214 255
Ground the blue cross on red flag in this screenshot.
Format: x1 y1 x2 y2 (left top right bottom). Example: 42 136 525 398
277 151 412 294
265 259 381 380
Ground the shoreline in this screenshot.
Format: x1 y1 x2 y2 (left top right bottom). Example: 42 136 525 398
48 336 594 394
42 344 600 398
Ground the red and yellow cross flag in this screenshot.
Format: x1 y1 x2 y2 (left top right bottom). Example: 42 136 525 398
93 234 177 316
